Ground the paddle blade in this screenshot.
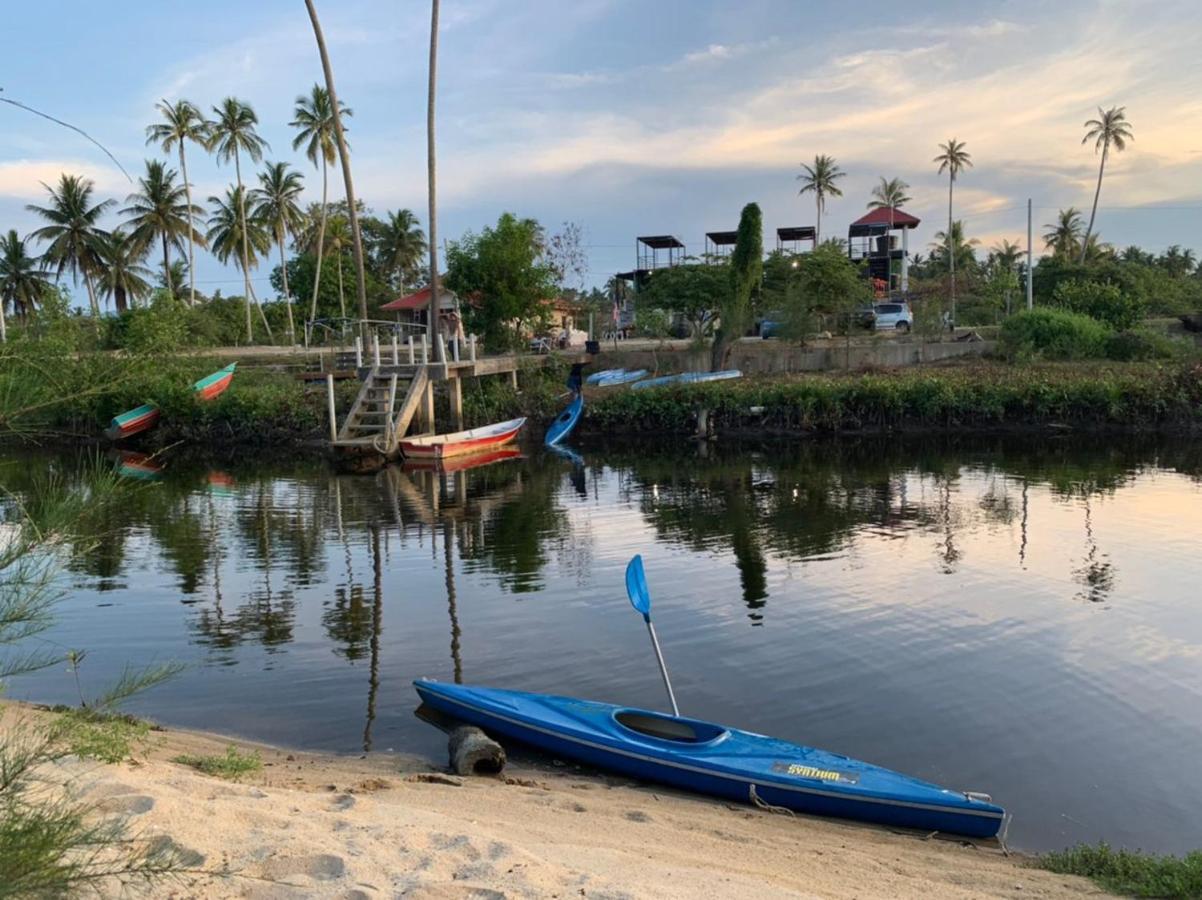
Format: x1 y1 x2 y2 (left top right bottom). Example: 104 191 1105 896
625 555 651 620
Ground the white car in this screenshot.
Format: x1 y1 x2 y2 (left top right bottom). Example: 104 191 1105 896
872 302 913 332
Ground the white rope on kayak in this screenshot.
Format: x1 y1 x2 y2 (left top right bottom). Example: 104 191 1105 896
748 784 794 817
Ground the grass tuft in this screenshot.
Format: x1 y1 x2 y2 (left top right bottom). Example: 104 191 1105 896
1039 842 1202 898
172 745 262 780
55 707 153 764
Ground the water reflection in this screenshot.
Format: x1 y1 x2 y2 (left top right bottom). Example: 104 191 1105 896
4 436 1202 854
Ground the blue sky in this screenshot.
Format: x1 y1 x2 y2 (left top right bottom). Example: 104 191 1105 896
3 0 1201 299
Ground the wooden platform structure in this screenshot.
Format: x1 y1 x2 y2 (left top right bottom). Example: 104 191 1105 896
328 333 582 469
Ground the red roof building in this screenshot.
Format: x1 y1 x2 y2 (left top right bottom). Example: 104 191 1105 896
380 285 458 313
849 207 921 230
847 207 921 294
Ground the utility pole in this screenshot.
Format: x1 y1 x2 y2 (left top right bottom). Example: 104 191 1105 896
1026 198 1034 310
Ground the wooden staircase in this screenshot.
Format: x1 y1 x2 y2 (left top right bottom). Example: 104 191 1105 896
333 364 429 457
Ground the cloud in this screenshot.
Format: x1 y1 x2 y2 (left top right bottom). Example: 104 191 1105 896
0 159 129 201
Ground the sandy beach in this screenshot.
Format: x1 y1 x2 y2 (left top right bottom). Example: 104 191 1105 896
3 704 1109 899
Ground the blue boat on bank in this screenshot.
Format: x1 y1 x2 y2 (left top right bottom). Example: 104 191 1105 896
413 679 1006 838
631 369 742 390
544 391 584 447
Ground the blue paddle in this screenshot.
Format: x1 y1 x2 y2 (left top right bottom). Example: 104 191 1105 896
625 555 680 717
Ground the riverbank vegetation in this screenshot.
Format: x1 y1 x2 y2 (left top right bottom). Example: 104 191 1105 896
1039 843 1202 898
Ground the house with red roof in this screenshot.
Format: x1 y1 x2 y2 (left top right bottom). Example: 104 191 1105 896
847 207 920 295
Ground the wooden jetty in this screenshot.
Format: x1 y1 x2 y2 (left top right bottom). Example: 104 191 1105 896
327 332 581 471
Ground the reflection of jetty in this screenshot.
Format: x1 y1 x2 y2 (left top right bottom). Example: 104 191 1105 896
328 335 583 469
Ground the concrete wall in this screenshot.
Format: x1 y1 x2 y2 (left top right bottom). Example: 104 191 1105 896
592 337 996 375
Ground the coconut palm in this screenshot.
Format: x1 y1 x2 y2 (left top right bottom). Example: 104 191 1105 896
323 217 352 320
1158 245 1196 279
206 188 272 327
145 98 210 306
159 259 189 299
25 174 113 318
1080 106 1132 264
304 0 370 330
95 229 154 314
796 154 845 244
930 221 979 275
1043 208 1084 259
208 97 270 340
0 230 52 339
989 239 1024 272
121 159 205 303
291 84 352 326
251 161 306 341
367 209 426 289
933 138 973 322
867 177 911 290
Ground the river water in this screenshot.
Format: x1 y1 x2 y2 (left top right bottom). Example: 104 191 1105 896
3 436 1201 854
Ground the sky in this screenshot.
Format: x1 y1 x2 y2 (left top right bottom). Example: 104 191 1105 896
3 0 1202 301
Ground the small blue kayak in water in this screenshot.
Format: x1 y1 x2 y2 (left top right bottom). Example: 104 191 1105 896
544 392 583 446
413 680 1005 838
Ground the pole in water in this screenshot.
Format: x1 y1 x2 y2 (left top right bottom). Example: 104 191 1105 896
625 555 679 717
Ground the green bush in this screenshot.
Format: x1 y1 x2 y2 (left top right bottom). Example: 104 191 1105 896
1105 327 1192 361
1040 842 1202 898
1000 309 1112 360
1051 279 1145 331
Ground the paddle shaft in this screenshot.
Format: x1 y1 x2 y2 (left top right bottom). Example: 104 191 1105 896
645 618 679 717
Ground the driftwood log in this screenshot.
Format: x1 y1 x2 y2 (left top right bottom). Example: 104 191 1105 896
448 726 506 776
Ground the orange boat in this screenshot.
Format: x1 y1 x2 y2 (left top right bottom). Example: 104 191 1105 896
399 417 526 460
402 445 522 473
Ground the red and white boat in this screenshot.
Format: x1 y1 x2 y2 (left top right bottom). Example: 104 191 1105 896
399 417 526 460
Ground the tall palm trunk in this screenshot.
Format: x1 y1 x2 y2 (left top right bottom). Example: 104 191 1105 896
114 286 127 314
83 270 100 318
305 0 370 331
0 295 7 343
234 150 254 342
278 228 296 342
178 144 197 306
161 232 172 302
947 178 955 326
814 193 821 244
426 0 441 356
337 256 345 319
1081 142 1108 264
308 157 329 325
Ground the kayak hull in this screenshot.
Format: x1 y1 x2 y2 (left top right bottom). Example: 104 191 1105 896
413 680 1004 839
400 417 526 460
544 392 583 447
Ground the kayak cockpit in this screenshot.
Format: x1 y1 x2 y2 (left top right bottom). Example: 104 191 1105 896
613 710 728 744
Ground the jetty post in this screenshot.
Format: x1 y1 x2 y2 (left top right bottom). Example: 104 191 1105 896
326 374 338 442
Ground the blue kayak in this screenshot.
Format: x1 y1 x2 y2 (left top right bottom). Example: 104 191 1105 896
544 392 583 447
593 369 648 386
585 368 625 385
631 369 742 390
413 679 1005 838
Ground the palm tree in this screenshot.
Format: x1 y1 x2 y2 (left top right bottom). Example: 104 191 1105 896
367 209 426 289
145 99 209 306
0 230 51 339
208 97 269 341
291 85 351 327
1120 245 1156 266
206 188 272 326
796 154 845 243
159 259 189 299
95 229 154 314
323 217 352 319
1043 208 1084 259
121 159 205 302
1080 106 1132 264
1158 245 1196 279
251 162 305 342
867 177 911 291
25 174 113 318
989 239 1024 272
304 0 370 331
930 221 980 274
933 138 973 323
426 0 441 351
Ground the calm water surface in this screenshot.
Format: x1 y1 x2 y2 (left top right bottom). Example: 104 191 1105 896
4 436 1202 854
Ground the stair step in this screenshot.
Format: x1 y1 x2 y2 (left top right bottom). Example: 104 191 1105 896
350 424 387 433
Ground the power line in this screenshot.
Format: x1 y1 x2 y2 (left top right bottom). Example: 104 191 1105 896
0 88 132 182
